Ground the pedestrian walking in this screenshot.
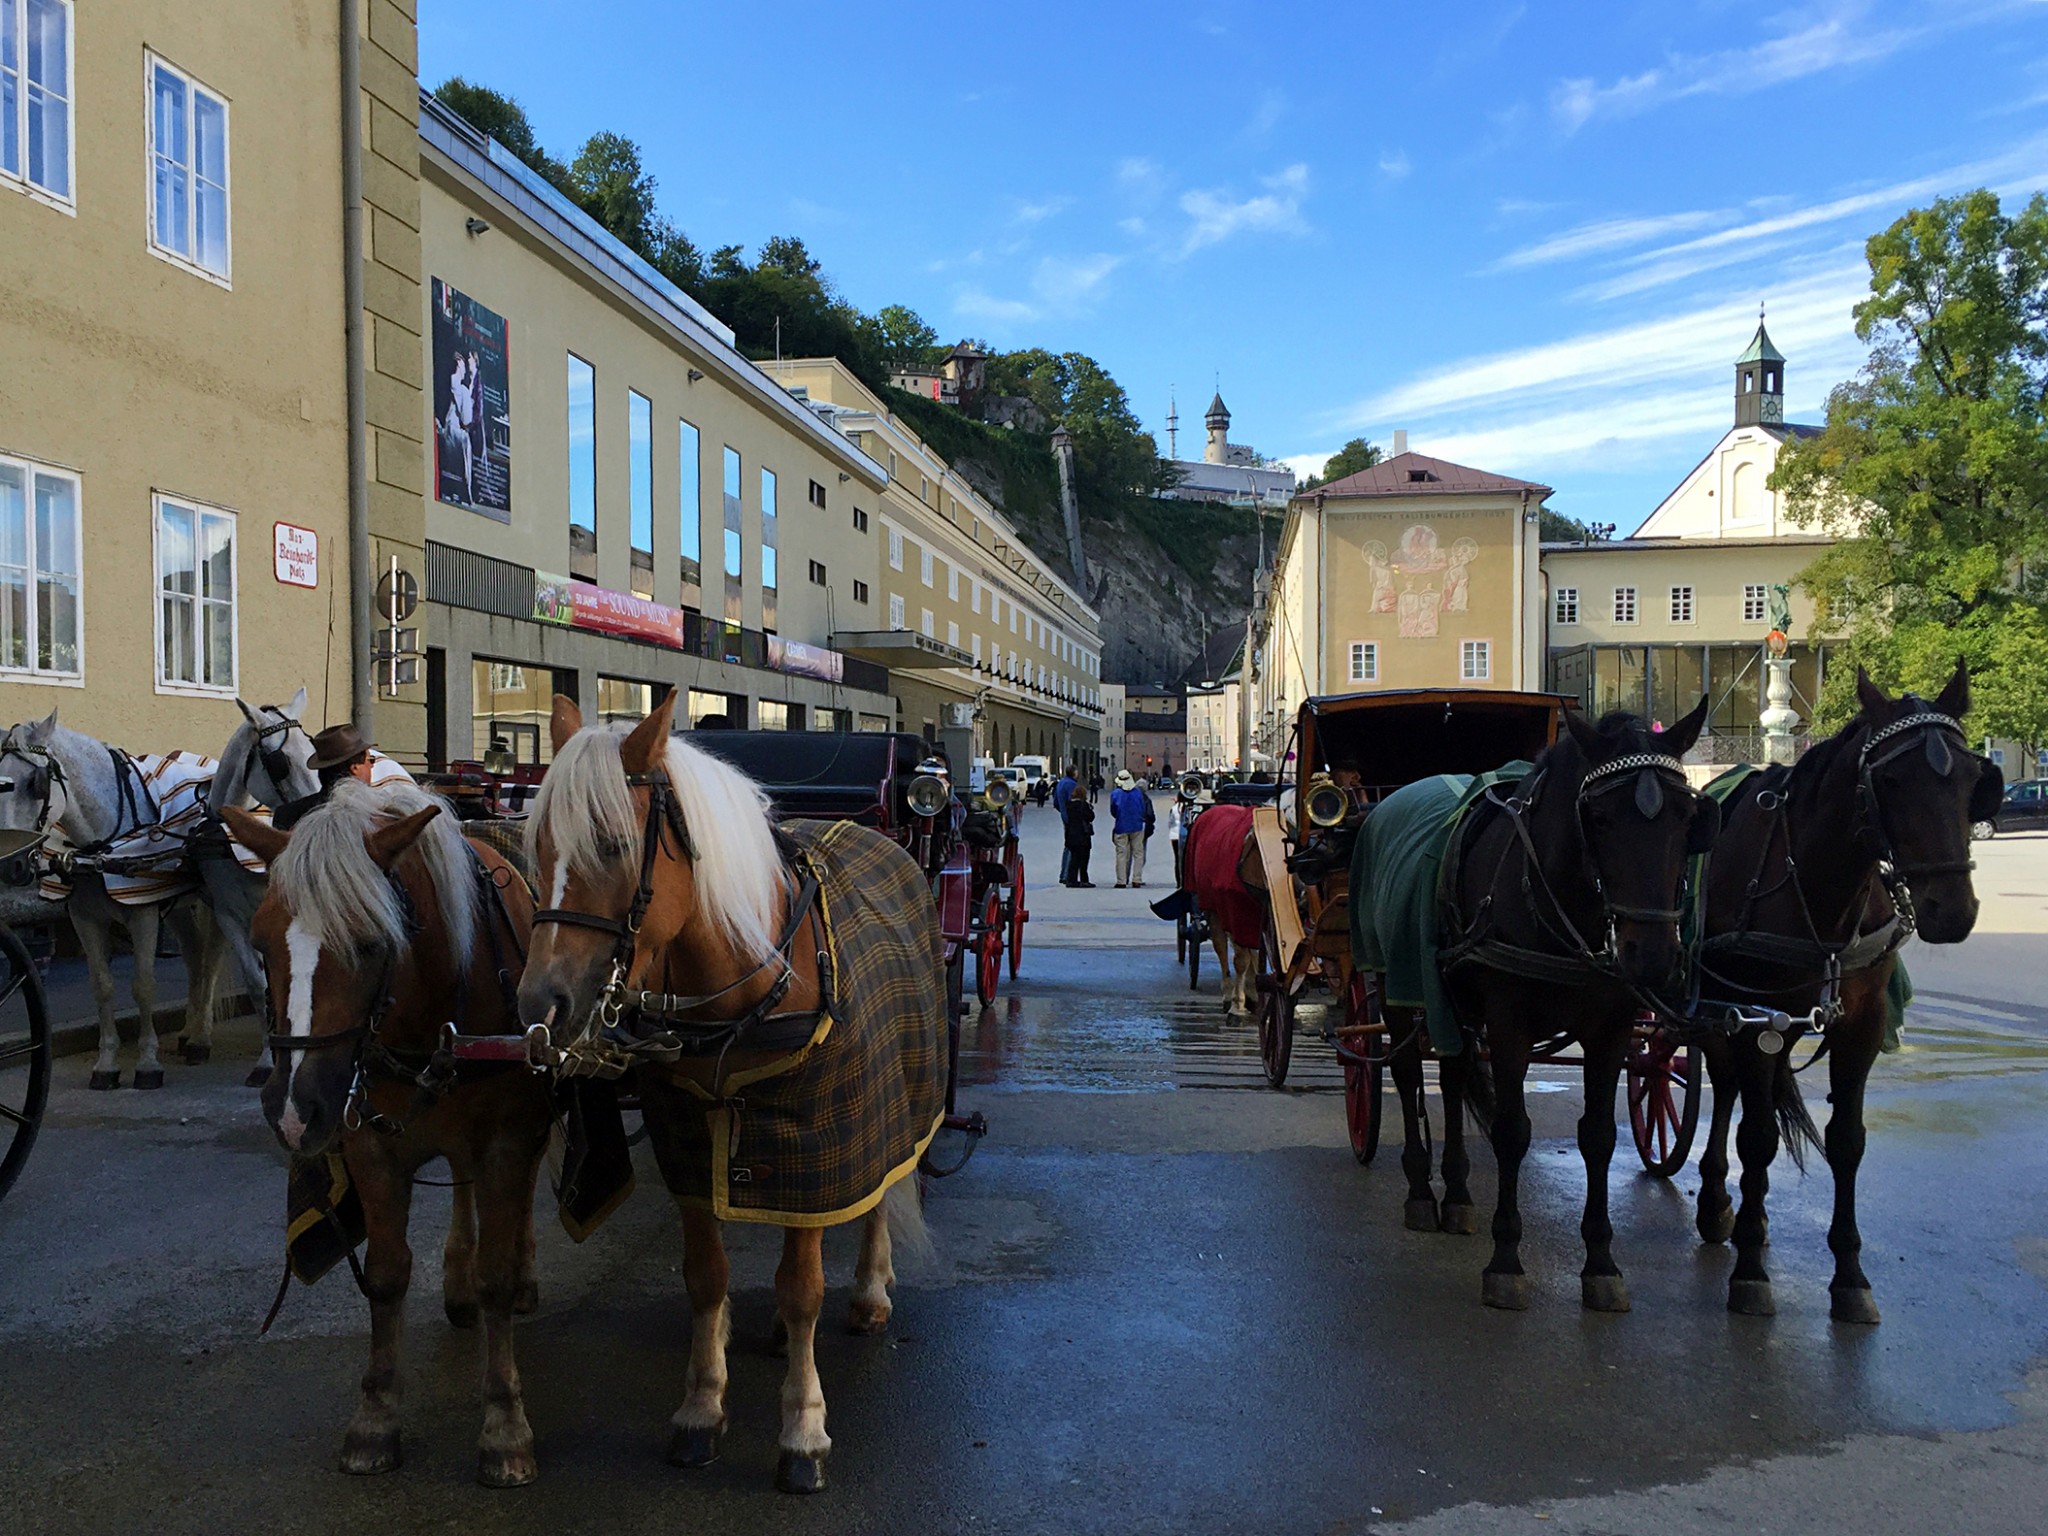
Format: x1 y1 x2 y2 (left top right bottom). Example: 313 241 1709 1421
1053 764 1078 885
1063 785 1096 887
1109 769 1152 888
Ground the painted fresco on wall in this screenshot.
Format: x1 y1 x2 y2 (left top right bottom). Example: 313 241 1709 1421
432 278 513 521
1365 524 1483 638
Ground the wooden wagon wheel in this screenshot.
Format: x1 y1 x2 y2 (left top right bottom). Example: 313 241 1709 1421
0 925 53 1203
1627 1028 1700 1178
1007 854 1026 981
1255 925 1294 1088
1340 970 1383 1165
974 890 1003 1008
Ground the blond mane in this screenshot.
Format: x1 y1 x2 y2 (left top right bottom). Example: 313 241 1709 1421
270 780 478 960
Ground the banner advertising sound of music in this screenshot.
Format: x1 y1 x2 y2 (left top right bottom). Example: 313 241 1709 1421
432 278 512 522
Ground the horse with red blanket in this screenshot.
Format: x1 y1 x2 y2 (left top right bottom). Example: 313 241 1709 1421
1181 804 1265 1013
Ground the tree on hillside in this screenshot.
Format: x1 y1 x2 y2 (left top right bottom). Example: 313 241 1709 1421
1773 188 2048 743
860 305 940 374
1306 437 1383 487
432 78 567 184
986 348 1171 503
1539 508 1596 543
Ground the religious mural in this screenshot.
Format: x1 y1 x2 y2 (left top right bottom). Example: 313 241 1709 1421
1362 524 1480 639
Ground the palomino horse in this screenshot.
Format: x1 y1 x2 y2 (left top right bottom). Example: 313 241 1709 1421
519 692 943 1495
0 711 231 1088
224 782 548 1485
1373 701 1716 1310
1181 802 1261 1013
1692 663 1999 1323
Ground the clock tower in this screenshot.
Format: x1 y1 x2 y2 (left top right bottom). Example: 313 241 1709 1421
1734 315 1786 428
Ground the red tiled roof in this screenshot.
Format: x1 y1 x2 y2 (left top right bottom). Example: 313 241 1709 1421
1311 451 1552 500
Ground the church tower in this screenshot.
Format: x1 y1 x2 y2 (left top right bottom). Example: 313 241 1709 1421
1204 391 1230 464
1734 317 1785 428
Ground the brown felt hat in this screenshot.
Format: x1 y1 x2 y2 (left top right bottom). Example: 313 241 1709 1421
307 723 373 771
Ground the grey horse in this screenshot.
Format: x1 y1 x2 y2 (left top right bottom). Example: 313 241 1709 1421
0 712 232 1089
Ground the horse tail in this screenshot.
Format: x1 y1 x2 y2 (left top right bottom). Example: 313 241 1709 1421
1457 1032 1496 1134
883 1173 934 1269
1772 1048 1823 1172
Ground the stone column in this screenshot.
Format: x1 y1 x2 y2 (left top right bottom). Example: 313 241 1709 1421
1760 655 1799 765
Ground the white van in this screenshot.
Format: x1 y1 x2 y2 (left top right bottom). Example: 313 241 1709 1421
1011 755 1051 787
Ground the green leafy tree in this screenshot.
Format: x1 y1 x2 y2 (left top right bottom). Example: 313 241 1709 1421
1773 189 2048 743
985 349 1170 501
1307 437 1383 487
432 78 569 186
860 304 940 374
566 132 662 252
1539 508 1594 543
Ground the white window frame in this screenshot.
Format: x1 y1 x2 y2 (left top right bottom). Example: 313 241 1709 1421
947 620 959 648
947 565 960 602
1348 641 1377 683
970 579 981 614
921 607 934 638
1459 639 1491 682
1554 586 1578 625
1669 585 1695 624
921 549 934 587
888 529 903 570
1613 585 1638 625
144 51 233 286
1743 584 1767 623
152 491 238 696
1 0 75 211
972 634 983 663
0 453 84 685
888 592 905 630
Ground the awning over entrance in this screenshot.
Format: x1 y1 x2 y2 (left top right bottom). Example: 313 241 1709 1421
830 629 976 670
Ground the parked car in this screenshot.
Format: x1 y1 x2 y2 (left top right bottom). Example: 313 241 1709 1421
1978 777 2048 838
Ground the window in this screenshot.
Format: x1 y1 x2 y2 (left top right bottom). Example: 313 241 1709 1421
487 662 527 692
761 466 778 630
567 355 596 581
808 479 826 509
597 676 655 725
888 529 903 570
628 391 653 598
888 593 905 629
852 579 869 604
1459 639 1490 681
1613 586 1638 624
919 475 930 504
948 565 960 602
1009 605 1018 634
1669 585 1695 624
0 455 80 678
474 658 569 765
947 620 960 648
148 54 230 279
921 607 934 638
807 559 827 586
679 417 701 592
853 507 869 533
2 0 71 202
921 549 934 587
155 494 235 692
1830 594 1852 624
1554 587 1579 625
721 446 742 624
1348 641 1377 683
758 700 789 731
972 634 983 663
1743 583 1767 623
970 580 981 614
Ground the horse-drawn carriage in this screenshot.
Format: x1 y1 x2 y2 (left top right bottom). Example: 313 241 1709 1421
0 850 53 1205
1243 688 1702 1176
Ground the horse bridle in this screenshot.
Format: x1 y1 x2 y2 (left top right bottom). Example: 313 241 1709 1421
0 731 63 833
1855 711 1982 890
1572 751 1697 926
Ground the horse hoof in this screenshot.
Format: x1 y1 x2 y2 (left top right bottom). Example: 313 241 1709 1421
132 1069 165 1091
339 1429 402 1475
1830 1286 1882 1326
478 1444 538 1487
444 1298 481 1330
667 1422 724 1468
1403 1197 1440 1233
846 1303 891 1336
1482 1271 1531 1311
1581 1274 1632 1313
88 1070 120 1091
1697 1203 1735 1245
244 1064 274 1089
513 1278 539 1316
1728 1279 1776 1316
178 1038 211 1065
775 1450 829 1495
1438 1203 1482 1236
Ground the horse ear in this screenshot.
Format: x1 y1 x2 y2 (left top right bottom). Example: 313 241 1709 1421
363 803 442 870
1661 694 1711 758
221 805 291 864
26 710 56 746
1561 707 1603 759
1855 666 1890 719
283 686 309 721
235 697 261 726
620 690 678 774
1934 657 1971 720
549 694 584 754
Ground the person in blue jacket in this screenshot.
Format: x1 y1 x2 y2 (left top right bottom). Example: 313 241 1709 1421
1053 765 1078 884
1109 769 1155 888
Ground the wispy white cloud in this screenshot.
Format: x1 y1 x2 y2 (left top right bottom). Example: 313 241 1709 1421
1177 163 1312 256
1011 196 1071 225
1494 207 1732 270
1551 5 1917 133
1378 149 1413 180
953 252 1123 328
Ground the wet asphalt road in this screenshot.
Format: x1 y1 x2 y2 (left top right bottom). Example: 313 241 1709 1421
3 808 2048 1535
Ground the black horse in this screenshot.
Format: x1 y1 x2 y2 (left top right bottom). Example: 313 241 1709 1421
1692 663 2000 1322
1365 700 1717 1311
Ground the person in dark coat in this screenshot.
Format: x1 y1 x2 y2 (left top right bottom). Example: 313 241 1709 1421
1063 786 1096 888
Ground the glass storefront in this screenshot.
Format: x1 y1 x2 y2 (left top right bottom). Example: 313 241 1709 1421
598 676 657 724
1557 643 1826 737
757 699 788 731
687 688 737 728
472 658 572 765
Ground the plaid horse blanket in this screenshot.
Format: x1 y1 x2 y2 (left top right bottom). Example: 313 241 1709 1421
639 817 948 1226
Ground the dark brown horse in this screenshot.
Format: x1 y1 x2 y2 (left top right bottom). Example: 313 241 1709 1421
224 782 547 1485
1426 700 1716 1310
1692 663 2000 1322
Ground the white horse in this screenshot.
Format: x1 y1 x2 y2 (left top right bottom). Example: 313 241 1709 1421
199 690 319 1083
0 712 233 1088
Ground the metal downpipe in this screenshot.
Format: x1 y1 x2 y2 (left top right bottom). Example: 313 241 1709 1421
341 0 374 733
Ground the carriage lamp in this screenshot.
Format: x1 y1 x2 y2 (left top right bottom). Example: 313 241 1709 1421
983 777 1013 809
907 773 951 819
1305 775 1349 828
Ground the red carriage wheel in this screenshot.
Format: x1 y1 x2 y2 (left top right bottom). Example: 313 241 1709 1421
1341 971 1382 1165
1628 1030 1700 1178
1007 856 1025 980
974 891 1003 1007
1255 928 1293 1088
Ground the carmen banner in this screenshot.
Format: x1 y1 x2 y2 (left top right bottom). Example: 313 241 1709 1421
432 278 512 521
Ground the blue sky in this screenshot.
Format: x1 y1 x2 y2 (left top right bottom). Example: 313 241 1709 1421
421 1 2048 532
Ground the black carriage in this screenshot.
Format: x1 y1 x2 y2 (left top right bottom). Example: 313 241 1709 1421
0 836 55 1204
1255 689 1700 1175
960 775 1027 1008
